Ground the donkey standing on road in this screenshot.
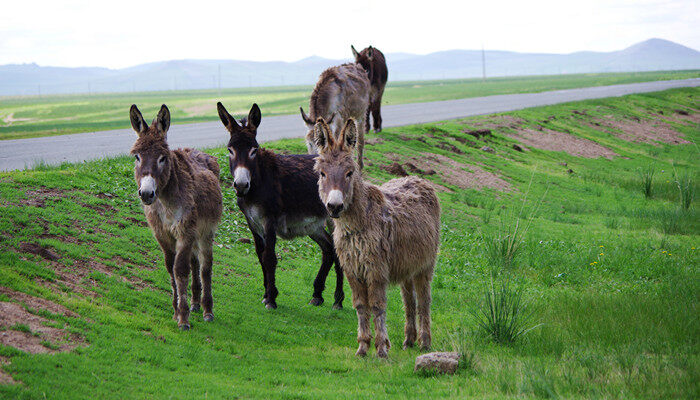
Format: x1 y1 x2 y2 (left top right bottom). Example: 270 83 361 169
351 45 388 133
313 118 440 358
130 104 223 330
218 102 344 310
300 63 370 170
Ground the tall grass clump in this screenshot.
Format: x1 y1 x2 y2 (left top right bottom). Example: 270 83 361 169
673 170 695 210
471 279 541 344
482 175 547 271
638 164 655 198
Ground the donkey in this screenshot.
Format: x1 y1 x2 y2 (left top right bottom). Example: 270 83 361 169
129 104 223 330
351 45 388 133
217 102 344 310
300 63 370 170
313 118 440 358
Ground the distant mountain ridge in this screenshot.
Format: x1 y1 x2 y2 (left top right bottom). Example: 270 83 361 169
1 38 699 96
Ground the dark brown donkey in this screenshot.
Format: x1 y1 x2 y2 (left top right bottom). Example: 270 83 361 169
351 45 388 133
217 102 344 310
129 104 223 330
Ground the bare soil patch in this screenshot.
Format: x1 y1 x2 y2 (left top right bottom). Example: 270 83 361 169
386 153 511 192
0 287 77 318
592 115 692 145
461 115 524 130
365 137 385 145
0 302 84 354
20 186 72 208
0 356 17 385
19 242 59 261
507 128 617 159
79 202 117 216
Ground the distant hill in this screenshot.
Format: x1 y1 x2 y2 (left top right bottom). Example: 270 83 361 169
2 38 699 96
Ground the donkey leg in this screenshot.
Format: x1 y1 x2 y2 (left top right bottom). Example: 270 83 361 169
346 273 370 356
252 233 268 304
369 279 390 358
372 100 383 133
157 238 178 320
190 254 201 313
332 255 345 310
199 233 215 322
400 279 417 349
262 227 279 309
173 240 193 330
308 231 336 306
414 271 433 350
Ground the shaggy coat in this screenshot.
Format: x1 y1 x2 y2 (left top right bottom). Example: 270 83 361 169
352 45 388 133
313 118 441 357
217 102 344 310
300 63 370 170
129 104 222 330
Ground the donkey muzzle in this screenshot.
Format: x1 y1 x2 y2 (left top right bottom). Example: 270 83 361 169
233 167 251 196
138 176 157 205
326 189 345 218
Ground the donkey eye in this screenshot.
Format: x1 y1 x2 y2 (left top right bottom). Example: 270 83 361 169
158 155 166 165
346 171 353 178
134 154 140 162
228 148 234 155
249 147 258 158
320 172 326 178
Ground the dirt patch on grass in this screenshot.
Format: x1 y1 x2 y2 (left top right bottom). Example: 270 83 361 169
461 115 524 130
506 128 617 159
592 115 692 145
20 186 72 208
0 356 17 385
125 216 148 227
0 287 77 318
386 153 511 191
19 242 59 261
0 302 84 354
79 202 117 216
365 137 385 145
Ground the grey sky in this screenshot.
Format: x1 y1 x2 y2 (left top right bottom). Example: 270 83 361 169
1 0 698 69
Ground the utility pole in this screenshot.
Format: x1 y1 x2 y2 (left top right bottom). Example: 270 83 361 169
481 44 486 81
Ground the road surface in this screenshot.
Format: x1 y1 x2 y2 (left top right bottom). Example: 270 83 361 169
1 78 698 171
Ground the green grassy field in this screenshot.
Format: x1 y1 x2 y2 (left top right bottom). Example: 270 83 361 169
1 70 699 140
0 88 698 399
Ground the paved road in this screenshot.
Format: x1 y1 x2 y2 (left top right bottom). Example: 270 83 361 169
2 78 699 171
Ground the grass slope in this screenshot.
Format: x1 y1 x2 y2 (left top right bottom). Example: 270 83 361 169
0 88 698 399
1 70 699 140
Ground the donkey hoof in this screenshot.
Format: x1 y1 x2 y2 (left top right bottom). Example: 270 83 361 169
309 297 324 306
190 304 201 312
403 340 415 349
265 302 277 310
203 313 214 322
375 128 381 133
262 297 269 305
376 348 388 359
178 324 190 331
332 303 343 310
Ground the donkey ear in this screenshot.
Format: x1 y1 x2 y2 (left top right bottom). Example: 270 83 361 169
217 102 240 132
313 118 334 151
341 118 358 149
300 107 314 127
351 45 360 59
130 104 148 135
366 46 373 59
247 103 261 131
152 104 170 137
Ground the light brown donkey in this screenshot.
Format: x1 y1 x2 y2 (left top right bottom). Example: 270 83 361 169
129 104 223 330
312 118 441 358
300 63 370 170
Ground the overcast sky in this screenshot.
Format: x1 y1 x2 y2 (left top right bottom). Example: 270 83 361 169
1 0 698 69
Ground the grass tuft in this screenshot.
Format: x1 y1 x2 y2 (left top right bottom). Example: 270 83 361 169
472 279 541 344
673 170 695 210
638 164 655 198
